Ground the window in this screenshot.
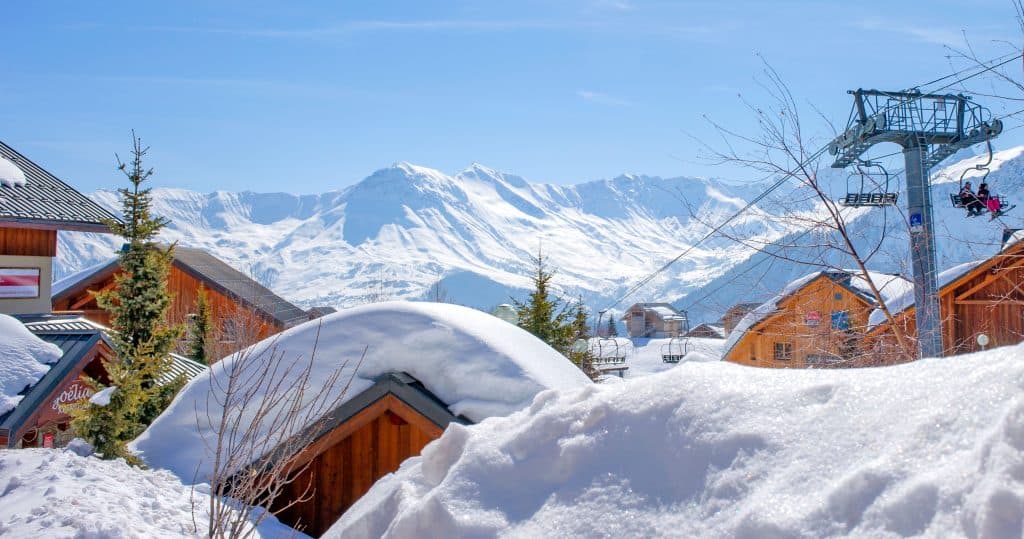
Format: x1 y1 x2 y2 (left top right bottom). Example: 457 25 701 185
831 311 851 330
773 342 793 361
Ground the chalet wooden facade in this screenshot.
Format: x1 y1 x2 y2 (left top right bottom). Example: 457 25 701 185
721 302 761 336
685 322 725 339
0 140 116 315
256 373 467 537
53 246 310 361
723 271 910 368
621 303 688 338
867 236 1024 362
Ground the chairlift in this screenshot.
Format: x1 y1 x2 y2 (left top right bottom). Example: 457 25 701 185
660 336 689 363
838 160 898 207
949 140 1015 218
589 338 626 366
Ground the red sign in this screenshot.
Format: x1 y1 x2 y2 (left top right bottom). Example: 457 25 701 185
805 310 821 327
0 267 40 298
37 378 95 426
42 432 54 448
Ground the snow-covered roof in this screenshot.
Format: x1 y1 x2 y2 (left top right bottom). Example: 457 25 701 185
623 303 686 322
327 341 1024 538
0 156 26 188
0 314 62 416
722 270 913 357
132 301 592 481
0 448 302 538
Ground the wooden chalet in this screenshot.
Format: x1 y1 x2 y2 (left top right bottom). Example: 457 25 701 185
255 372 468 537
621 302 688 338
0 315 206 448
866 233 1024 362
52 246 310 361
685 322 726 339
0 140 117 315
721 302 762 336
723 270 911 368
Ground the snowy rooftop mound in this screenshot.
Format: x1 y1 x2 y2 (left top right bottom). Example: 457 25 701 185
132 301 591 481
0 448 301 538
723 270 912 355
328 342 1024 538
0 314 62 415
0 156 26 188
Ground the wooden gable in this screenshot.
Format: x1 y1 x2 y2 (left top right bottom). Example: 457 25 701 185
724 274 875 368
53 260 283 362
253 374 464 537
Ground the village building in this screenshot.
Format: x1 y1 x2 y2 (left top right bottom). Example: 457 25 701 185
0 140 117 315
1 315 205 448
866 231 1024 362
621 302 688 338
720 302 762 335
52 246 310 361
685 322 726 339
722 270 912 368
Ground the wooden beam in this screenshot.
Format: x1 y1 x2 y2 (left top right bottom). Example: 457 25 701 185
951 255 1024 301
69 282 114 310
954 299 1024 305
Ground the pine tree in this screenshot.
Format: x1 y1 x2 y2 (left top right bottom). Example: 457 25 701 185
512 250 574 355
72 134 183 461
568 299 599 380
188 284 213 365
606 316 618 337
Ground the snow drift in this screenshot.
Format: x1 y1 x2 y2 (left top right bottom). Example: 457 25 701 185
0 314 62 415
132 301 591 481
0 448 301 538
328 342 1024 538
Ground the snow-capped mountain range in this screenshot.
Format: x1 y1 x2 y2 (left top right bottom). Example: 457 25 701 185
56 150 1024 324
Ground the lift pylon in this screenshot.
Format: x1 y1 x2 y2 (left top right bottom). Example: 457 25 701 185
828 89 1002 359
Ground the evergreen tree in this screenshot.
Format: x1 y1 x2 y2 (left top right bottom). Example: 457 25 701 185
72 134 183 461
188 284 213 365
568 299 599 380
512 250 573 355
606 316 618 337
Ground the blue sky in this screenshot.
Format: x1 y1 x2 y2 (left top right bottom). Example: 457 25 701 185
2 0 1022 193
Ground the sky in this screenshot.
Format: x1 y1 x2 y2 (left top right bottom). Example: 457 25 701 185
2 0 1023 193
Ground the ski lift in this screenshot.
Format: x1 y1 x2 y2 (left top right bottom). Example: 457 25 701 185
839 160 898 207
589 338 626 366
660 336 689 363
949 140 1015 218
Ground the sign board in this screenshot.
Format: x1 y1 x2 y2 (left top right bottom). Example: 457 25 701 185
909 212 923 233
0 267 40 298
36 378 95 426
805 310 821 327
42 432 54 448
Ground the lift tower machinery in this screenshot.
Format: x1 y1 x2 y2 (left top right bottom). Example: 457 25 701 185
828 89 1002 359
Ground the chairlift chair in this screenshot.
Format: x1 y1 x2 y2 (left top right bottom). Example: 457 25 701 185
838 160 899 207
660 336 689 363
590 337 626 366
950 140 1015 218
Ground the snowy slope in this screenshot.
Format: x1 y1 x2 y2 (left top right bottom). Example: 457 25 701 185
327 341 1024 539
55 164 791 311
0 448 302 538
132 301 591 482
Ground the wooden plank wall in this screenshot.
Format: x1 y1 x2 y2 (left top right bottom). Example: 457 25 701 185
275 411 437 536
0 228 56 256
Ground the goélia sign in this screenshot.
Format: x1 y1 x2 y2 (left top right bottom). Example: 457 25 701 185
36 378 95 425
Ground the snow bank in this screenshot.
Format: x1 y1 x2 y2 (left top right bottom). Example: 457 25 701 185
0 314 62 415
0 156 26 188
132 301 591 481
0 449 302 538
328 342 1024 538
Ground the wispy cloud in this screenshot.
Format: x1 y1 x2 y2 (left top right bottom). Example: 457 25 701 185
593 0 635 11
853 18 965 46
577 90 632 107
